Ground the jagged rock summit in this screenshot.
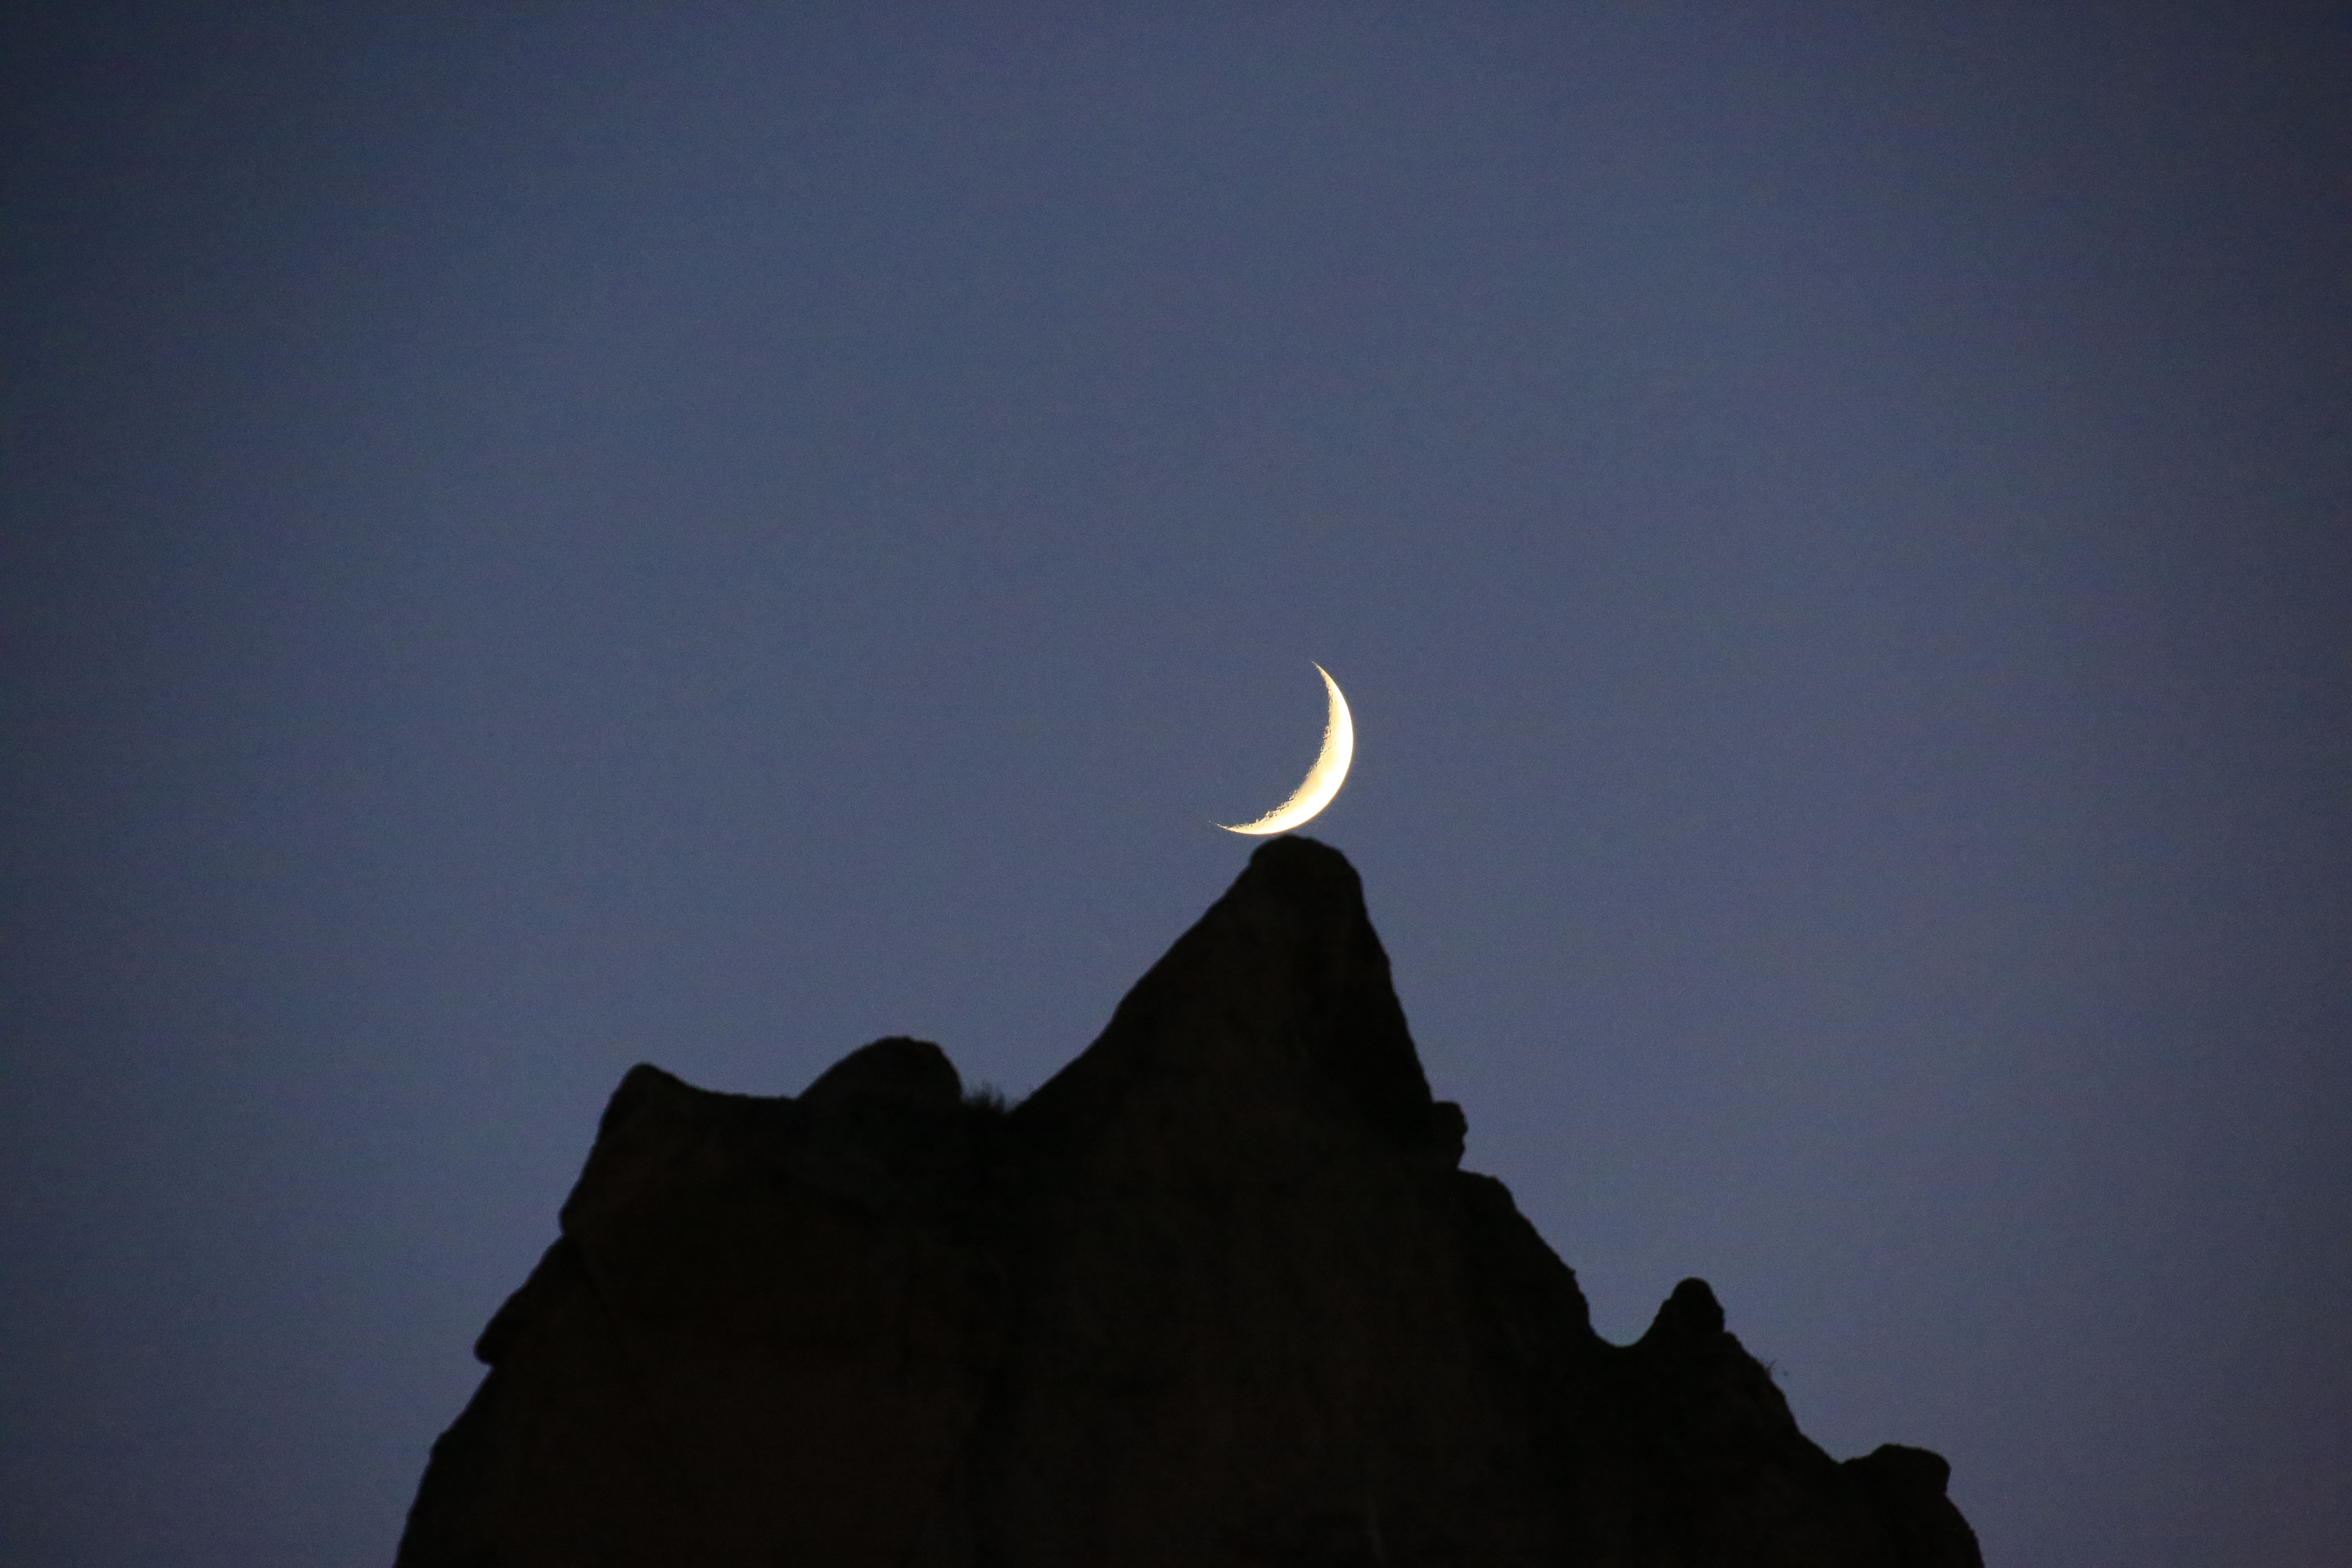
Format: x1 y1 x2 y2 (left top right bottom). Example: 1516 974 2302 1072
400 837 1978 1567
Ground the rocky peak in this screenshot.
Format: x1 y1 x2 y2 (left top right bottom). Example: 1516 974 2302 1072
399 837 1978 1567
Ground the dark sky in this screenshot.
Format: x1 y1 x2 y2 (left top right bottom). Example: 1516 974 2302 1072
5 4 2347 1564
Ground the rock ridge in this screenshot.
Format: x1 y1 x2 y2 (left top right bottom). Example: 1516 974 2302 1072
398 836 1978 1567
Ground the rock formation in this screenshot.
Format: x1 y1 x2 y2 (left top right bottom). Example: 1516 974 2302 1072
398 836 1978 1567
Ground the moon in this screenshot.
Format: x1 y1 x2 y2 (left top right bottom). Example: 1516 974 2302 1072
1219 664 1355 835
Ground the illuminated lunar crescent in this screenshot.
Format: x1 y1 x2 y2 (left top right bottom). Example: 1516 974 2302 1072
1219 664 1354 835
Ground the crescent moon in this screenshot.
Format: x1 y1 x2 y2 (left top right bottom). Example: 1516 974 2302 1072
1219 663 1355 835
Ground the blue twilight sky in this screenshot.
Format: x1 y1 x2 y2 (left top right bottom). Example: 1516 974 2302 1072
4 5 2348 1564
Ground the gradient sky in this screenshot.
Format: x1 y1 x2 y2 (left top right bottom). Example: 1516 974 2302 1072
6 6 2348 1565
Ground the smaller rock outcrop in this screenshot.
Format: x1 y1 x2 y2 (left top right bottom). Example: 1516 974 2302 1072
399 837 1978 1566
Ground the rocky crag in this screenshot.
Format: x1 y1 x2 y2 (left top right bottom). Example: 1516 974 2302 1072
398 837 1978 1567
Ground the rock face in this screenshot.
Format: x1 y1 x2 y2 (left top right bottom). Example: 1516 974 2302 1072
398 837 1978 1567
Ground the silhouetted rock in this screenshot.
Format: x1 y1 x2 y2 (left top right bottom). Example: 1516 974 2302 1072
398 836 1978 1567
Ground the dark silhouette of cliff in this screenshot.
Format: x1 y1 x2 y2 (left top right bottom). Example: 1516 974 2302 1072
397 837 1979 1567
